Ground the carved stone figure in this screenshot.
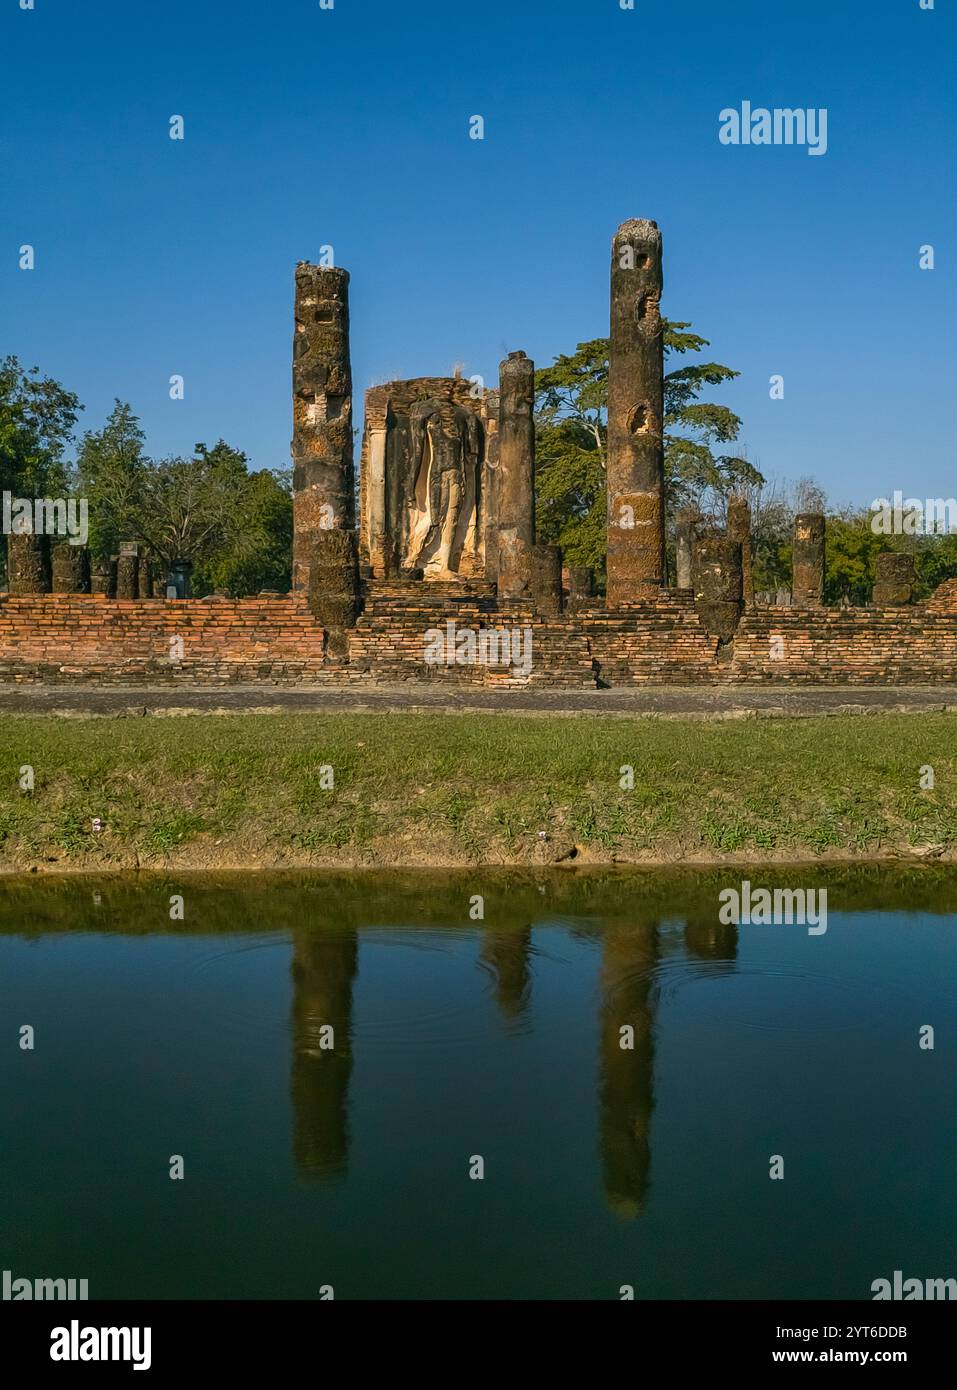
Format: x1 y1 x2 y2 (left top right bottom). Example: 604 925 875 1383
406 399 481 576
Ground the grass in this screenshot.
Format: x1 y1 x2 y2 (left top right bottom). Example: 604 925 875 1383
1 711 956 870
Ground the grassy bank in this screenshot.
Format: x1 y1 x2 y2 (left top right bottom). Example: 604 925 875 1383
1 711 955 871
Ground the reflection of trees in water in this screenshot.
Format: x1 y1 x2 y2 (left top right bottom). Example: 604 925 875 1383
479 926 532 1021
290 931 357 1179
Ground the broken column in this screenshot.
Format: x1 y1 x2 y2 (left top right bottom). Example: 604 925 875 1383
6 533 49 593
529 543 563 615
116 542 139 599
607 218 665 605
727 495 755 608
792 513 825 607
693 537 743 641
873 552 915 605
492 350 535 597
292 263 355 596
51 542 90 593
90 557 115 597
674 510 697 589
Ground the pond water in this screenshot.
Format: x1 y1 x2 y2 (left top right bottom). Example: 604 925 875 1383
1 868 954 1300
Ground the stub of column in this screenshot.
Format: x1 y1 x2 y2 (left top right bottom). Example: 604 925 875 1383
727 496 755 608
116 542 139 599
873 552 915 606
607 219 665 604
674 510 697 590
693 537 743 641
529 543 563 615
792 513 825 607
51 543 90 593
6 533 50 594
292 263 354 595
90 557 115 597
493 351 536 597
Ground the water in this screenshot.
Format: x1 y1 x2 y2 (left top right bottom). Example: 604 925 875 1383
1 868 954 1300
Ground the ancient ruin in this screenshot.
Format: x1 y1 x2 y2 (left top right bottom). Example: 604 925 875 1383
4 218 957 688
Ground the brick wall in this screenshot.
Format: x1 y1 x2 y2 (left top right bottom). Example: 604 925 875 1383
4 583 957 686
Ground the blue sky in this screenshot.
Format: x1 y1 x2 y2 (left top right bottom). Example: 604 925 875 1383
2 0 953 507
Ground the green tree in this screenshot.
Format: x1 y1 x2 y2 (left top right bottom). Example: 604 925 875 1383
0 355 81 497
533 323 759 587
74 400 147 560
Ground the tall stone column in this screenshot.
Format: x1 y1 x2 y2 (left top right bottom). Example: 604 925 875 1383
607 219 665 605
792 513 825 607
493 350 536 597
292 263 354 596
727 495 755 608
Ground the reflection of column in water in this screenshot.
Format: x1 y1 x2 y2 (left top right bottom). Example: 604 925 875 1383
684 915 738 965
599 924 658 1219
479 927 532 1021
290 931 358 1178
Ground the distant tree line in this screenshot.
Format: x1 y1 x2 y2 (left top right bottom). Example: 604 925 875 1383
4 344 957 603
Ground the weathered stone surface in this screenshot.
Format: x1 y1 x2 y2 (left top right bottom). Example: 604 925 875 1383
873 551 915 606
490 350 535 597
90 557 116 597
529 543 563 615
566 565 594 611
693 537 743 641
116 544 139 600
292 264 354 596
727 496 754 608
51 543 90 594
607 219 665 603
308 529 361 656
6 533 50 594
674 510 697 589
359 377 488 581
792 513 825 608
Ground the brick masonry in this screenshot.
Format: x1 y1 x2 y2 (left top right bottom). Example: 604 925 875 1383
4 580 957 687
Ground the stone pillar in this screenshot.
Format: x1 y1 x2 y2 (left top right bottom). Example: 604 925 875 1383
693 537 743 641
492 350 536 597
90 557 115 597
873 552 915 605
607 218 665 604
674 510 697 589
6 533 50 593
308 529 361 657
566 565 594 611
116 542 139 599
792 513 825 607
727 495 755 608
292 264 354 597
529 543 562 615
51 542 90 593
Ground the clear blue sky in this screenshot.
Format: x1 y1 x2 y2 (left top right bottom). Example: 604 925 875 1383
2 0 954 507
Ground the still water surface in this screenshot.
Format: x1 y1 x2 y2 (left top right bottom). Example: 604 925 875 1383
1 869 954 1299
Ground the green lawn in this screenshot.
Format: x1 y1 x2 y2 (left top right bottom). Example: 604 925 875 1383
0 711 954 870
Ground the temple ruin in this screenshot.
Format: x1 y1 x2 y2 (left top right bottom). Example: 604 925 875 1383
3 218 957 688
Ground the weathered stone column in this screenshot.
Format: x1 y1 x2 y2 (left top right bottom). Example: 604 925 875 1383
873 552 915 605
292 263 354 596
674 510 697 589
693 537 743 641
566 565 594 611
51 542 90 593
727 495 755 608
492 350 536 597
6 533 49 593
308 529 361 657
90 557 115 597
792 513 825 607
116 542 139 599
529 543 562 615
607 218 665 604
